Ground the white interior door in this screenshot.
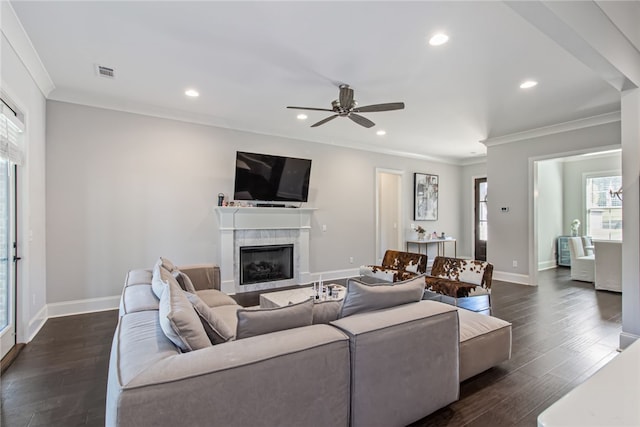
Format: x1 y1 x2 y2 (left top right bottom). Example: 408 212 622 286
376 169 403 263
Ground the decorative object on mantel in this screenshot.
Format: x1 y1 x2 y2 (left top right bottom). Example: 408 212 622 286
414 173 438 220
217 193 225 206
609 186 623 201
570 219 581 237
414 225 426 240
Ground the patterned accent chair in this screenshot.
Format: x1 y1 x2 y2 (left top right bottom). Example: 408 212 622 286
425 256 494 312
359 250 428 283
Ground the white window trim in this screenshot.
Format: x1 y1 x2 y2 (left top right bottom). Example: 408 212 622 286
583 170 622 241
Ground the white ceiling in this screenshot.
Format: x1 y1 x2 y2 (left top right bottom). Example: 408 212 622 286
10 1 622 163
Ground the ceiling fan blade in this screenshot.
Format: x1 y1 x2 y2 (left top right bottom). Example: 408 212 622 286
348 113 375 128
339 85 354 108
311 115 339 127
287 106 334 112
352 102 405 113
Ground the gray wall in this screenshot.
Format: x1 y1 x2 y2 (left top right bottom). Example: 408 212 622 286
46 101 463 303
486 121 621 280
536 159 563 270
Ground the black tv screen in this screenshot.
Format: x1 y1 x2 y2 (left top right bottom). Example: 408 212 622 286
233 151 312 202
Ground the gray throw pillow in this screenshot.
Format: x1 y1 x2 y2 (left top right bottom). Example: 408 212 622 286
159 256 178 272
339 275 425 318
159 281 211 352
173 270 197 293
236 299 313 339
152 261 180 300
185 293 234 344
312 300 342 324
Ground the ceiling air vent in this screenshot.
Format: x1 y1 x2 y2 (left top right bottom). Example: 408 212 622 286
96 65 115 78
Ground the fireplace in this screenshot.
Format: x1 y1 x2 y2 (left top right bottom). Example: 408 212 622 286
240 244 294 285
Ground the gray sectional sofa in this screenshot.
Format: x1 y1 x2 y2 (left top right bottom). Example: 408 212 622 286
107 262 511 427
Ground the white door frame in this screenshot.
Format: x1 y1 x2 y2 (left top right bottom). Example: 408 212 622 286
375 168 404 263
528 144 621 286
470 174 486 260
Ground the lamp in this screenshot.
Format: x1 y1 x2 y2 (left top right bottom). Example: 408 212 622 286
609 187 623 201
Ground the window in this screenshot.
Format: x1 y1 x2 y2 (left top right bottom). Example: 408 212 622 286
586 175 622 241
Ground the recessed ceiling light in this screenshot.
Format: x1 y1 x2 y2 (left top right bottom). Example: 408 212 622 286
519 80 538 89
297 114 308 120
376 130 386 136
428 33 449 46
185 89 199 97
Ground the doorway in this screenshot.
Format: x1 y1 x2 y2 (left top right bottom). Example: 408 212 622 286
474 178 487 261
376 169 403 263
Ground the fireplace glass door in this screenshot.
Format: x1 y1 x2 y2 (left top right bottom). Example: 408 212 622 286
240 244 294 285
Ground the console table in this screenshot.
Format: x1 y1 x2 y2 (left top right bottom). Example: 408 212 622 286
406 238 456 258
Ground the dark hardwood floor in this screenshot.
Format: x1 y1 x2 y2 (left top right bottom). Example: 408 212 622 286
0 268 622 427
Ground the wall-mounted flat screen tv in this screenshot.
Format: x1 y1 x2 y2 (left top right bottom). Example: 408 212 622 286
233 151 312 202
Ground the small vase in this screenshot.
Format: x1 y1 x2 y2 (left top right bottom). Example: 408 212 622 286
418 232 425 241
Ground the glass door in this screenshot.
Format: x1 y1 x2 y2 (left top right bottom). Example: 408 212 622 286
0 159 16 360
474 178 488 261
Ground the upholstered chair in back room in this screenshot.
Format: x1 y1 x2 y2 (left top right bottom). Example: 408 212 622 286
568 237 595 283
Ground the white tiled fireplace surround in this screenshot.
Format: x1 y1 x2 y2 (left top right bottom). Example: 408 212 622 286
215 207 315 294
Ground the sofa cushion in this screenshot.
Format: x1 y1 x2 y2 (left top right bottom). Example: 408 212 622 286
125 269 152 287
195 289 238 308
120 284 159 315
312 300 342 324
236 299 313 339
173 270 197 293
340 275 425 318
158 281 211 351
185 293 234 344
457 308 512 381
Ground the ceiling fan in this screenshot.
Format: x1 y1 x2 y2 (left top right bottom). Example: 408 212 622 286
287 84 405 128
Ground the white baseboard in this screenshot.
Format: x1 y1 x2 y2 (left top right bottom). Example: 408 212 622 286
47 295 120 318
493 270 531 285
26 304 48 342
538 260 557 271
619 332 640 350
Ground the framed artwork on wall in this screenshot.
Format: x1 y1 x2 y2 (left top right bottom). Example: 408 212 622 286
414 173 438 220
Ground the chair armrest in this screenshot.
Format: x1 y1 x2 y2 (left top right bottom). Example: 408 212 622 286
178 264 221 291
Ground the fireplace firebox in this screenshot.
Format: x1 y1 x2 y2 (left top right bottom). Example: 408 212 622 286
239 244 294 285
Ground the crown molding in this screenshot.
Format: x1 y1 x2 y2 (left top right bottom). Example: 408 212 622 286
481 111 621 147
1 2 55 97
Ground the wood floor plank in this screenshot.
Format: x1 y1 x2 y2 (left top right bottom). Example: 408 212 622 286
0 268 622 427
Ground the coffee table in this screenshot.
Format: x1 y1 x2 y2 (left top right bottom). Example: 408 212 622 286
260 285 345 309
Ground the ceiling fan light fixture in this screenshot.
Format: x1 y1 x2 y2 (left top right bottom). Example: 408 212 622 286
185 89 200 97
376 130 386 136
296 114 308 120
519 80 538 89
428 33 449 46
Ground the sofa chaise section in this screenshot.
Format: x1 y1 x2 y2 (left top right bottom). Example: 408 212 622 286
331 300 460 427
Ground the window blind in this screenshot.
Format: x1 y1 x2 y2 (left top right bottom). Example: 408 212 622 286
0 97 25 165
